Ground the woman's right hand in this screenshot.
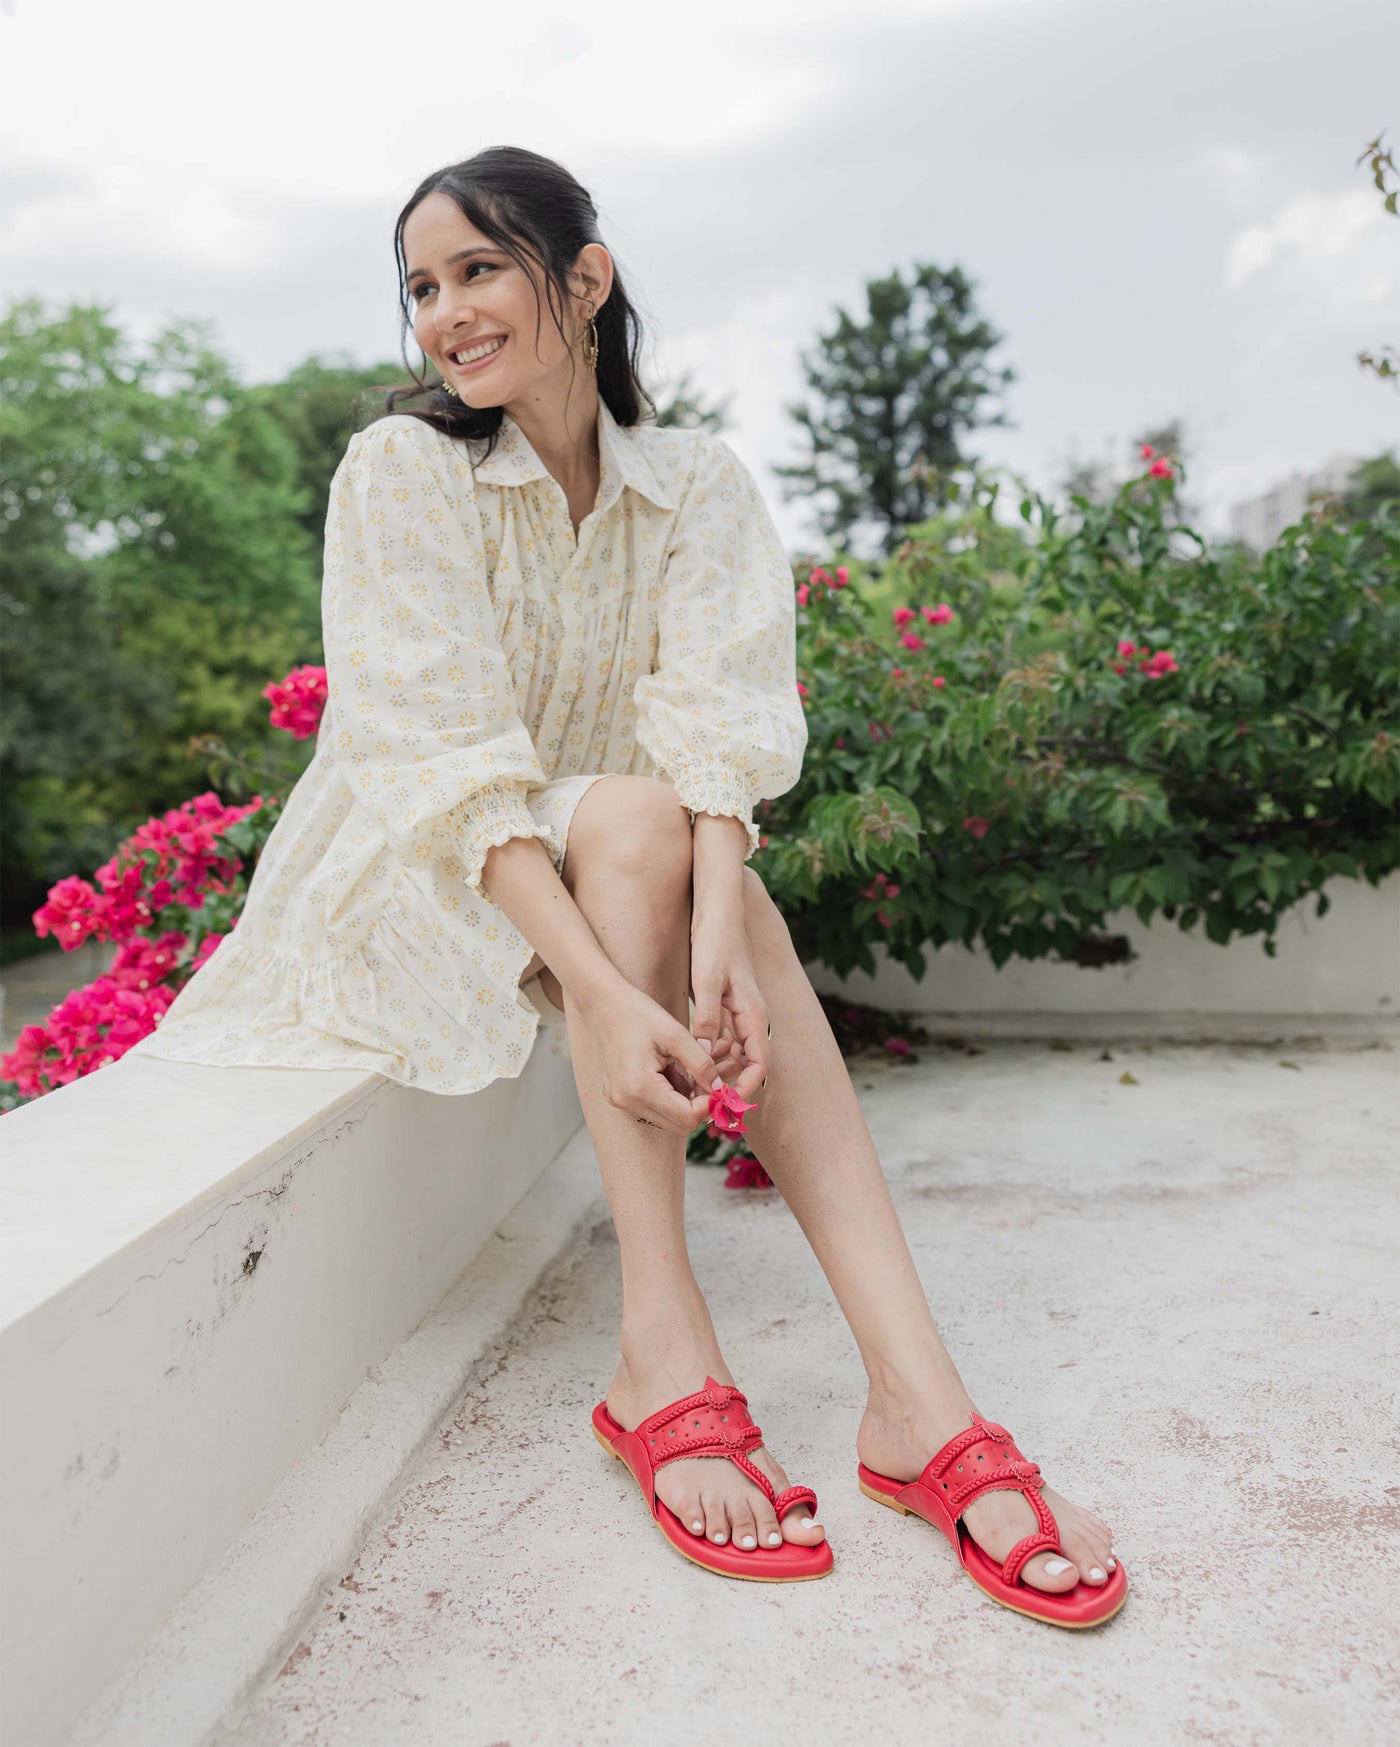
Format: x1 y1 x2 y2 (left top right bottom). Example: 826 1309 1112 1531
574 977 722 1136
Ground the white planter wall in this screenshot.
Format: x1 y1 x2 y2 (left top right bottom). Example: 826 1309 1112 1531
809 872 1399 1033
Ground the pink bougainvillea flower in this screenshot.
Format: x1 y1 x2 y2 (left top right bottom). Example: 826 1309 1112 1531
1111 661 1129 675
31 790 267 956
190 930 231 971
723 1153 774 1190
899 630 925 651
708 1082 758 1136
810 566 833 588
796 680 810 695
833 565 849 587
1149 458 1174 479
922 603 955 625
1141 649 1180 678
932 675 946 690
861 871 900 902
875 907 893 928
1117 640 1137 657
0 973 178 1097
962 816 991 839
795 582 811 606
893 605 918 627
884 1035 912 1056
32 876 108 951
1140 443 1156 460
889 667 904 679
108 931 187 992
263 664 328 740
834 735 847 749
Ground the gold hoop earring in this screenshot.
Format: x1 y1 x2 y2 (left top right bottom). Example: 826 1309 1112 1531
441 378 457 398
583 315 599 373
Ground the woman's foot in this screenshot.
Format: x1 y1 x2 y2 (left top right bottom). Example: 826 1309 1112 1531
858 1394 1116 1594
606 1345 828 1554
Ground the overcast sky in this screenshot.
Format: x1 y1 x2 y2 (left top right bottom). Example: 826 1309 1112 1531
3 0 1396 544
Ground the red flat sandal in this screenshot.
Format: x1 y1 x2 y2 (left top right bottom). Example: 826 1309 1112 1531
858 1412 1127 1627
592 1376 834 1583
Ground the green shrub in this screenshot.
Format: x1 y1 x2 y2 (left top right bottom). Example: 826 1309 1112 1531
759 464 1400 977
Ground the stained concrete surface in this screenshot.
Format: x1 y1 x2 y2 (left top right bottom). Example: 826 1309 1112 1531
216 1041 1400 1747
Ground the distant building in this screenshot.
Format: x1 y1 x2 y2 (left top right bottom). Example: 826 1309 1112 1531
1228 455 1363 550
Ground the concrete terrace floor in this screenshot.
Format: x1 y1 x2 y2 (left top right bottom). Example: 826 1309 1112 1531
216 1040 1400 1747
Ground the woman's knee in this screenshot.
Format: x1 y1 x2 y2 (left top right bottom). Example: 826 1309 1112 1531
569 774 693 891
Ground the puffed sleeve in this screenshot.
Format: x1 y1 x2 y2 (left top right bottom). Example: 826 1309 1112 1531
321 415 553 890
633 434 809 860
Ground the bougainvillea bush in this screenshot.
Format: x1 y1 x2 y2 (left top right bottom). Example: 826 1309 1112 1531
0 667 327 1109
757 453 1399 979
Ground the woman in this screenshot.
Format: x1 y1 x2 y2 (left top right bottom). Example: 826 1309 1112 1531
132 146 1124 1624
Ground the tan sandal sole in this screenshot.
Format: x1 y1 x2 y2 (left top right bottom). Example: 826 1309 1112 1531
859 1479 1127 1628
594 1423 832 1583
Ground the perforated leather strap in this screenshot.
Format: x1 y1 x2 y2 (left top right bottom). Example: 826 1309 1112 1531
636 1377 819 1519
920 1414 1064 1586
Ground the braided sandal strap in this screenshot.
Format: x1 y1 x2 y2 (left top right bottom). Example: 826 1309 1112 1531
637 1376 777 1505
771 1484 818 1521
920 1414 1063 1588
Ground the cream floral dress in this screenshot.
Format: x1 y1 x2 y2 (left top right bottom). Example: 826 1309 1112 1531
125 397 808 1095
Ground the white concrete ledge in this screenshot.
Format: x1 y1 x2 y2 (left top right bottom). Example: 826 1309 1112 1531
807 872 1400 1036
61 1128 606 1747
0 1036 590 1747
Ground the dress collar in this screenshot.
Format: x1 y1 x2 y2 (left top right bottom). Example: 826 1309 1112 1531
469 394 677 512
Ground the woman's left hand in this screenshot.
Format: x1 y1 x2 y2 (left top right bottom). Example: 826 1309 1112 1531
688 911 769 1103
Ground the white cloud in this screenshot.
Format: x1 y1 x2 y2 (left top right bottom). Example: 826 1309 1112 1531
1225 189 1383 289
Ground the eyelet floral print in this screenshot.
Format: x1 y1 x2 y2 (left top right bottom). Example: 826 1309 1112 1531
125 398 808 1096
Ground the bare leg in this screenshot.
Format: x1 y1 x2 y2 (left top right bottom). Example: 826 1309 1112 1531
732 866 1116 1592
532 777 826 1554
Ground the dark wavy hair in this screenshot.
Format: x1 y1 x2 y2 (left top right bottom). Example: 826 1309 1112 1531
385 145 657 456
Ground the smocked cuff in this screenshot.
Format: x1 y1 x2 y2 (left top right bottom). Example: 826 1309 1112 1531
667 757 761 861
447 778 552 892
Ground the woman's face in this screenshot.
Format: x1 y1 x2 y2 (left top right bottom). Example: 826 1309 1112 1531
403 192 603 404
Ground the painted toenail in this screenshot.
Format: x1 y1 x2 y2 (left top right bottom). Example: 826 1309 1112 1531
1107 1557 1116 1569
1089 1567 1105 1582
711 1532 727 1543
767 1532 783 1546
740 1535 756 1549
800 1517 814 1529
1043 1558 1073 1576
691 1521 703 1533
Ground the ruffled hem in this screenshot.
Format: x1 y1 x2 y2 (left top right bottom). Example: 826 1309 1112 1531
122 894 548 1098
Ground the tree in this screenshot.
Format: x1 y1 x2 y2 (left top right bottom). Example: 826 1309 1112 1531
0 300 318 927
773 263 1015 558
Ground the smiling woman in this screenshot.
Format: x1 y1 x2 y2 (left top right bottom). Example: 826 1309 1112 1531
128 142 1126 1624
